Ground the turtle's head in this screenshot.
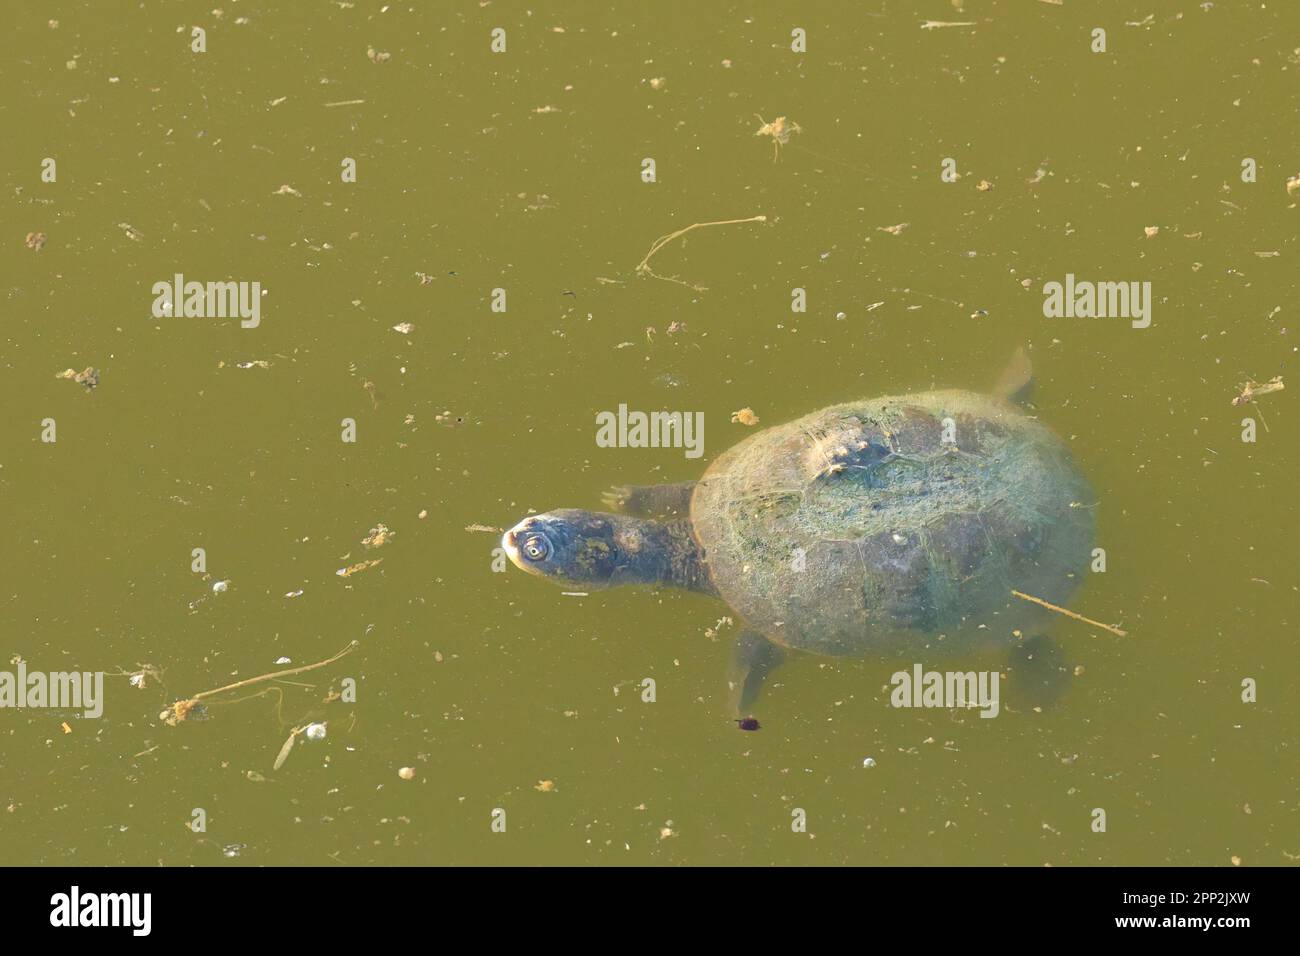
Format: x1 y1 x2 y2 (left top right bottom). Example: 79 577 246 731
503 509 654 589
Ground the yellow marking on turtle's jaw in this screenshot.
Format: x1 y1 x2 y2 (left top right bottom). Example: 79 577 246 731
502 520 529 571
503 517 554 574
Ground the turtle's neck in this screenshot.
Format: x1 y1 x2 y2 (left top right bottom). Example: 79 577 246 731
660 519 718 596
608 516 716 596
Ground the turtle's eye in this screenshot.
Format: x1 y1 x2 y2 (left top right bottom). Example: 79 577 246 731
522 535 551 562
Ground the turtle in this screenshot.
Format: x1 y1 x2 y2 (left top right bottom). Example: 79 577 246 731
502 351 1096 716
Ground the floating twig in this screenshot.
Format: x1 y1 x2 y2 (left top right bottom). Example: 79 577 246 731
1011 590 1127 637
635 215 767 291
160 641 359 726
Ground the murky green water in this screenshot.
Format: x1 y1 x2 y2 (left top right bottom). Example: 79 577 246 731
2 1 1296 866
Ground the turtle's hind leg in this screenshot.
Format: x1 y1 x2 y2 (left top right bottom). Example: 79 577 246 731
727 630 786 716
1003 634 1071 711
602 481 696 518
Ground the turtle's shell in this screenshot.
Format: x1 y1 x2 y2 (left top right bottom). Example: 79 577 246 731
690 391 1094 656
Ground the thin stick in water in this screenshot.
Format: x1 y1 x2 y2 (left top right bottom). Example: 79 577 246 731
1011 590 1127 637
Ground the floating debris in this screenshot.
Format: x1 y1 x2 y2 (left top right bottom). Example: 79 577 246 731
877 222 910 236
162 641 359 727
398 766 417 781
465 523 501 534
305 722 327 741
362 524 395 549
366 46 391 64
921 20 977 29
735 717 761 731
117 222 144 242
1232 376 1284 406
273 184 301 197
534 779 556 792
518 192 557 212
1144 225 1160 238
235 360 271 370
704 616 734 639
273 726 308 770
212 580 231 593
635 215 767 291
391 322 414 334
1287 173 1300 196
25 232 47 251
731 407 760 426
863 757 878 768
336 559 382 578
976 180 994 191
754 114 801 161
55 367 99 391
284 589 304 598
649 76 666 90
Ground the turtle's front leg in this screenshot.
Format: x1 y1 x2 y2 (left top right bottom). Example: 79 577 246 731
726 630 786 716
602 481 696 518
